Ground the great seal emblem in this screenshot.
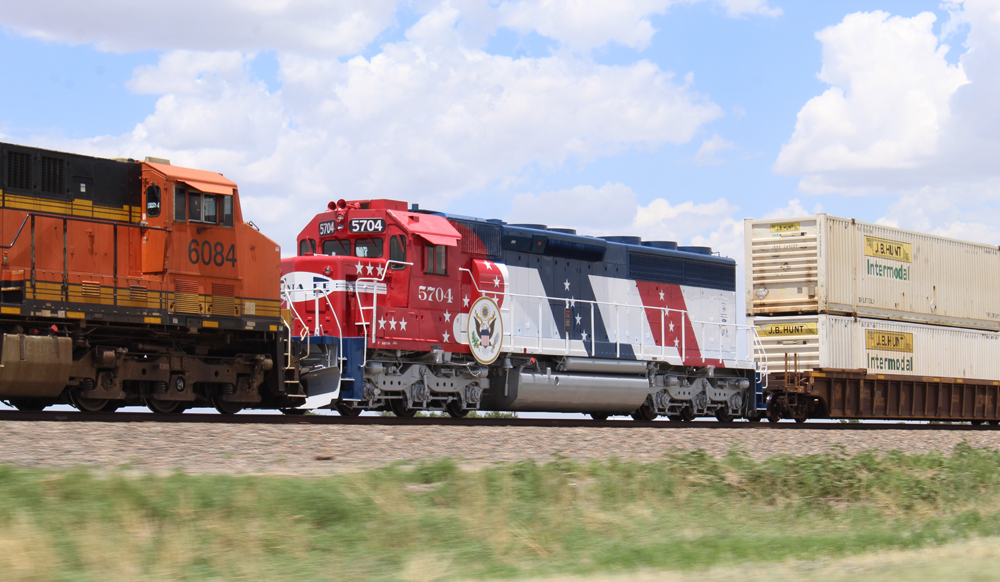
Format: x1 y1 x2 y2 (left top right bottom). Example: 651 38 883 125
468 296 503 364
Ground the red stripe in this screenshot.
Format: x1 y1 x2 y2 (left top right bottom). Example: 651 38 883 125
634 281 724 367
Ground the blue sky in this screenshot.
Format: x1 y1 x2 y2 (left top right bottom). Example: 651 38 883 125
0 0 995 258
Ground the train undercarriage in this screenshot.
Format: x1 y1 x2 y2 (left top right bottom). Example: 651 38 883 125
0 318 303 414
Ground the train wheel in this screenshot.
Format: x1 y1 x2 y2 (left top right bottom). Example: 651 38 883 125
971 420 984 426
679 406 695 422
793 415 808 424
667 414 682 422
336 401 363 417
8 398 47 412
747 415 762 423
715 408 732 423
389 398 416 418
590 413 609 421
147 400 186 414
446 401 469 419
281 408 307 416
72 393 110 413
213 399 244 415
990 420 1000 426
630 400 658 422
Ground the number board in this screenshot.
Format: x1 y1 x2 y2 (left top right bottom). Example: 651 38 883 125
318 221 337 236
349 218 385 234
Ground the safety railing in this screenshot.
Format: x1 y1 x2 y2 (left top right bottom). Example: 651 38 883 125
459 267 756 365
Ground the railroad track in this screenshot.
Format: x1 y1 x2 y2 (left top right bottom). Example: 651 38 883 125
1 410 997 430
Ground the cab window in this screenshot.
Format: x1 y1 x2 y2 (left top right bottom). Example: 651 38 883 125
188 192 203 222
322 239 352 256
425 244 447 275
222 196 234 227
174 186 186 222
389 235 407 270
355 237 383 258
299 238 317 256
145 185 161 217
204 195 218 223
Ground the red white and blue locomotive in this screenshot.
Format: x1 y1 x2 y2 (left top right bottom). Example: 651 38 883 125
281 199 764 420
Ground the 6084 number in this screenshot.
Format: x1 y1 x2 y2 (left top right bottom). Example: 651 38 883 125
188 240 237 267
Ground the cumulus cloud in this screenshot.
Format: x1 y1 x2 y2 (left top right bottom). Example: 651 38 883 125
0 0 398 56
507 182 744 257
691 133 735 165
774 11 967 181
496 0 781 51
24 2 724 251
773 1 1000 241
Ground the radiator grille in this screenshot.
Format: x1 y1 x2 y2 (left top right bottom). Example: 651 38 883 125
130 285 148 301
174 280 201 314
40 156 63 194
211 283 236 316
6 151 31 190
81 281 101 297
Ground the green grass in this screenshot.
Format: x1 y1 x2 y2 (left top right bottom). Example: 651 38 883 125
3 443 1000 581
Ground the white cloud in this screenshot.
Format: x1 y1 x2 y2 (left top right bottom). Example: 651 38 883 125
0 0 398 56
691 133 735 165
774 11 967 179
496 0 781 52
713 0 782 18
24 3 723 251
507 182 743 257
773 2 1000 242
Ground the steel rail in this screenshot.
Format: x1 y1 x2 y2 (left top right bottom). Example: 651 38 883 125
0 410 996 430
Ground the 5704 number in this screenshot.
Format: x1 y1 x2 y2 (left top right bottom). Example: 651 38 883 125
188 240 236 267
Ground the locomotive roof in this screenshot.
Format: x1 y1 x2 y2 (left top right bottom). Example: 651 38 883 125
430 209 736 266
145 161 237 196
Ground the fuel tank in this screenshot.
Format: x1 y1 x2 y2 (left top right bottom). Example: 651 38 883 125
482 367 650 414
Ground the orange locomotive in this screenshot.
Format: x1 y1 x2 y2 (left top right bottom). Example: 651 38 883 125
0 142 305 412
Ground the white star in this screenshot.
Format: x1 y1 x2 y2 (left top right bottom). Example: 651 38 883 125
442 331 451 343
376 264 385 277
399 318 408 331
485 262 493 270
366 263 374 275
564 279 570 291
355 262 364 274
463 295 470 307
674 338 680 347
569 297 576 307
581 331 588 341
659 290 665 301
389 317 397 330
575 314 582 325
668 321 675 332
493 276 500 288
378 317 386 329
443 311 452 322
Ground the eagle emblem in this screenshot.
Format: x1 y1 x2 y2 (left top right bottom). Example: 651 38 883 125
468 296 503 364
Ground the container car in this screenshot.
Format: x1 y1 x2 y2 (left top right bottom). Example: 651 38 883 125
745 215 1000 330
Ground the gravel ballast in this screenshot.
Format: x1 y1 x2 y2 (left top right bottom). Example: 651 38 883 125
1 421 998 475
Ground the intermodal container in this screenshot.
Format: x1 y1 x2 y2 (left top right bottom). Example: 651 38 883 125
744 215 1000 330
754 314 1000 381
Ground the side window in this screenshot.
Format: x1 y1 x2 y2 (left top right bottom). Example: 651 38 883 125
298 238 317 256
145 185 161 217
188 192 203 222
424 244 447 275
355 237 384 258
389 236 407 270
174 186 186 222
204 195 218 223
322 239 352 256
222 196 233 227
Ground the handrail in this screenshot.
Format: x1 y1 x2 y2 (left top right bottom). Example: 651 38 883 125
1 210 168 249
459 266 752 365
